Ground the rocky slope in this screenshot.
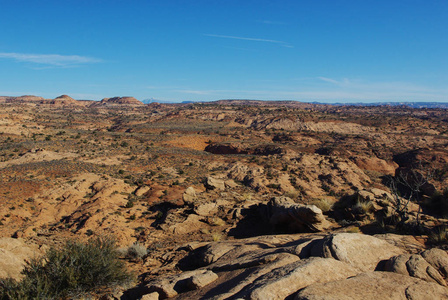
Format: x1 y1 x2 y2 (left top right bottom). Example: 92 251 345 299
0 98 448 299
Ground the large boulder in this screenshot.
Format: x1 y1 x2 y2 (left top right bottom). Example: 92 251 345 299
266 197 331 232
308 233 405 272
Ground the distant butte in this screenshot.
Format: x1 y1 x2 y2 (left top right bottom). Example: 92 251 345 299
97 96 144 106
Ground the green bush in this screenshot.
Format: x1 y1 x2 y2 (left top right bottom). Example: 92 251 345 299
0 236 134 299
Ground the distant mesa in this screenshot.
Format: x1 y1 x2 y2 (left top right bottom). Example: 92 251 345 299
97 96 144 106
4 95 45 103
15 95 45 101
50 95 83 106
54 94 75 101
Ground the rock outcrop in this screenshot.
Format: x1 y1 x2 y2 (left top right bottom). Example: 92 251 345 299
134 233 434 299
266 197 331 232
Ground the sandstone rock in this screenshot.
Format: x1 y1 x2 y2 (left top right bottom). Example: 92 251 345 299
384 253 413 276
406 254 446 286
357 190 375 201
182 186 197 204
178 242 237 270
267 197 331 232
210 250 299 272
135 185 151 197
384 253 446 286
143 269 216 298
374 233 425 253
370 188 393 200
421 248 448 278
309 233 405 272
186 270 218 289
224 179 238 188
0 238 42 280
168 214 204 235
295 272 448 300
352 156 397 175
140 292 159 300
240 257 360 300
195 202 218 216
205 177 226 191
219 254 302 300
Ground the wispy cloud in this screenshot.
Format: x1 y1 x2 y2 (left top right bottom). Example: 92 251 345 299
257 20 287 25
317 77 341 84
0 52 102 67
204 34 293 48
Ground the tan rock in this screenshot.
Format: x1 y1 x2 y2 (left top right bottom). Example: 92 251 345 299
374 233 425 254
210 253 301 300
186 270 218 289
0 238 42 280
421 248 448 278
406 254 446 286
205 177 226 190
295 272 448 300
140 292 159 300
310 233 405 272
135 185 151 197
168 214 204 235
195 202 218 216
267 197 331 232
183 186 197 204
143 269 215 298
244 257 361 300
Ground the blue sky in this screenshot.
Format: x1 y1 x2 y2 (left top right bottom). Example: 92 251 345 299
1 0 447 102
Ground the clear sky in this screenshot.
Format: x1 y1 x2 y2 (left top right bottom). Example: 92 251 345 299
1 0 447 103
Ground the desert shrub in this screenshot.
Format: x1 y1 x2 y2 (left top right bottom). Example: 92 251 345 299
426 189 448 217
311 198 333 213
0 236 134 299
428 225 448 246
284 190 300 200
125 242 147 260
352 200 374 215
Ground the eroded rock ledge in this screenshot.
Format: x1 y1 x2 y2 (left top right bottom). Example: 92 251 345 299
126 232 448 299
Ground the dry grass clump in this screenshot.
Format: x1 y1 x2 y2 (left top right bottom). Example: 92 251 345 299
310 198 333 213
352 200 374 215
124 242 148 260
428 226 448 245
